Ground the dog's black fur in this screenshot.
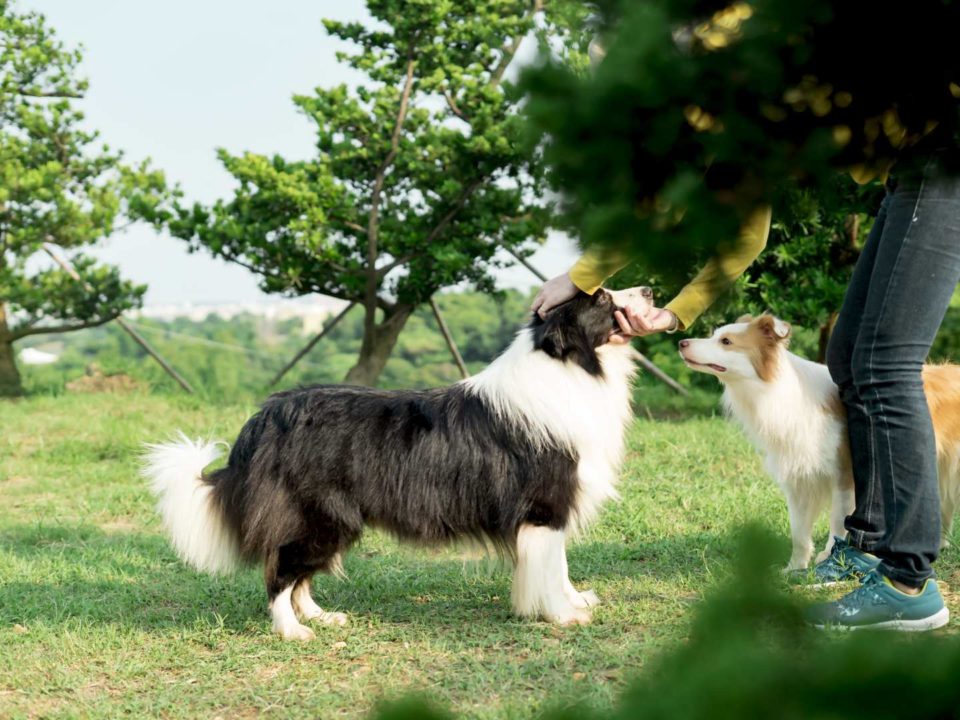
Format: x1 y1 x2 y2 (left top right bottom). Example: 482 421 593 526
202 290 621 606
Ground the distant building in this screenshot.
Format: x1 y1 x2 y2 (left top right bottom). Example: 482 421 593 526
130 297 348 336
19 347 59 365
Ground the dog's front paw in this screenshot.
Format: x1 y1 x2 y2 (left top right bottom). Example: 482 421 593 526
317 611 348 627
274 622 316 642
550 607 592 626
814 548 831 564
578 590 600 608
300 605 349 626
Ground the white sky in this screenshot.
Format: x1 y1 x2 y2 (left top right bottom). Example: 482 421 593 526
22 0 578 305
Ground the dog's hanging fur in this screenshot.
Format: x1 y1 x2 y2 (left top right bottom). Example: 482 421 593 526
144 289 646 639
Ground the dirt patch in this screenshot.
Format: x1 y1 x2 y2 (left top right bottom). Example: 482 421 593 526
0 476 35 490
98 519 140 534
66 366 144 394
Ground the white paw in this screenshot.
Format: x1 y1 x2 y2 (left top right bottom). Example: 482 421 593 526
317 611 348 627
578 590 600 608
565 586 600 609
782 562 808 574
550 607 592 626
814 548 831 563
275 622 316 642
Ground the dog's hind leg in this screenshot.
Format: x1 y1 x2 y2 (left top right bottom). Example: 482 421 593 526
265 541 337 641
940 480 957 549
560 546 599 609
268 580 314 641
783 482 824 571
292 573 348 627
819 476 855 562
512 524 590 625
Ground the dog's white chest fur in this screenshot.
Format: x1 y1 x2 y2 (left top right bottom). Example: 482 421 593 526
722 349 853 569
465 329 638 531
723 353 846 489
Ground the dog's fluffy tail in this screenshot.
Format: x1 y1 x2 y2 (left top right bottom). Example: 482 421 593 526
142 432 241 575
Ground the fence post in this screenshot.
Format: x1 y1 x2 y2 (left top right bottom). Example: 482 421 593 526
268 301 357 388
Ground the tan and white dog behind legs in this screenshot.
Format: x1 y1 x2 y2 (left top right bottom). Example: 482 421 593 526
678 314 960 571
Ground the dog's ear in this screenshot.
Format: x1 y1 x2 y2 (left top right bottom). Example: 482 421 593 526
531 307 573 359
536 320 566 359
736 313 753 324
530 308 603 376
754 314 791 341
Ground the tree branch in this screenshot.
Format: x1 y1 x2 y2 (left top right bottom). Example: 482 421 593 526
13 88 83 99
362 49 417 335
10 314 118 340
377 178 485 280
422 179 484 245
489 0 544 89
367 52 417 253
444 91 468 121
340 220 368 235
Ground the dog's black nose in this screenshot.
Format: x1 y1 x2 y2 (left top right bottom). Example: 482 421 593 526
640 286 653 299
679 339 690 349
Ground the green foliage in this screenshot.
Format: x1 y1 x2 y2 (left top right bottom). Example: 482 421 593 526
373 527 960 720
18 290 535 399
523 0 960 284
740 177 880 330
604 172 883 360
154 0 572 385
0 0 166 395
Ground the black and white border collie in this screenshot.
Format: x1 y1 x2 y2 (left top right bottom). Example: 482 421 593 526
143 288 648 640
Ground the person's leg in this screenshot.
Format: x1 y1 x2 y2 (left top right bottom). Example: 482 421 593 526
825 192 891 547
807 162 960 630
847 164 960 587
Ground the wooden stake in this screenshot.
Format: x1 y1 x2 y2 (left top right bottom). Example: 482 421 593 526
42 243 195 394
635 353 689 397
268 301 357 388
429 297 469 379
504 247 547 282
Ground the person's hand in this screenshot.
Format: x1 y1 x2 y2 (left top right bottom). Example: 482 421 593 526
608 305 678 344
531 273 579 318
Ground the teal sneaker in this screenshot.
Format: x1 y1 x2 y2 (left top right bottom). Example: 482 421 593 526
787 536 880 588
806 570 950 632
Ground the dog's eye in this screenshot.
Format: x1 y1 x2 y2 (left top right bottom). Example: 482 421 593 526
721 337 732 346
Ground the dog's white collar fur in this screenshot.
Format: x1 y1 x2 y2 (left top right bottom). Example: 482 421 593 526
464 329 638 530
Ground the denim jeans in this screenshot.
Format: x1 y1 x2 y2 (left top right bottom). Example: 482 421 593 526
826 156 960 587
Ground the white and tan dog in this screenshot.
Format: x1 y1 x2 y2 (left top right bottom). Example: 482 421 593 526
679 314 960 570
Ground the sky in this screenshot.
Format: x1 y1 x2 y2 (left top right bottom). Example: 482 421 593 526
21 0 578 306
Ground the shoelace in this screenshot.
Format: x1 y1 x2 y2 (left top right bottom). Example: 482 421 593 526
837 571 886 613
820 537 853 572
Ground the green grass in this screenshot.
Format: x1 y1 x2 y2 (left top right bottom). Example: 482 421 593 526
1 393 958 719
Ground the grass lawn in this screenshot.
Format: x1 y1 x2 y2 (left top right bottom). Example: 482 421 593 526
2 392 959 719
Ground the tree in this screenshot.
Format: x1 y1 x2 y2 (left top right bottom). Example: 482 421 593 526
523 0 960 287
739 177 885 361
0 1 165 397
158 0 568 386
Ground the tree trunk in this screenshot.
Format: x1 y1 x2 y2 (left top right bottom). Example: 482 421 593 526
817 311 839 364
343 304 415 386
0 304 24 398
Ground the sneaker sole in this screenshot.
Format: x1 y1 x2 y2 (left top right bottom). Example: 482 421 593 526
802 579 850 591
790 576 865 591
813 607 950 632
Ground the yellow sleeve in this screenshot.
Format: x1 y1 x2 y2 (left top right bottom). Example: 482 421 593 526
664 205 771 330
567 246 630 295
